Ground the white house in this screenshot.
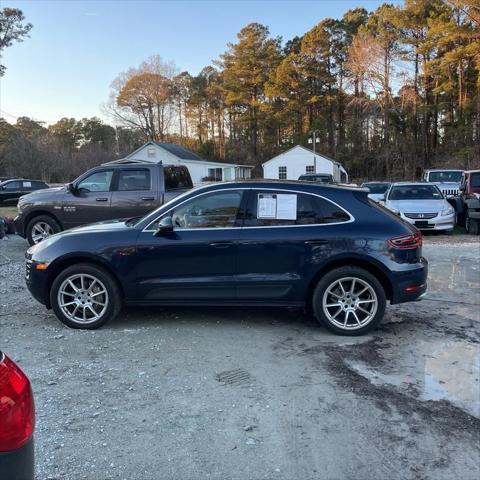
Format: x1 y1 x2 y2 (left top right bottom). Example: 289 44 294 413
262 145 348 183
123 141 253 186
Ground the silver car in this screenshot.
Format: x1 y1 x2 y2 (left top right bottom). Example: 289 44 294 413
383 182 455 232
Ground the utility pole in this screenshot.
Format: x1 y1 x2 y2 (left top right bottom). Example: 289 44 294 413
308 131 320 173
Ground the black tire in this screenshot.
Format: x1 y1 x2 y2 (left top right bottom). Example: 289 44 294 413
26 215 61 246
50 263 122 329
466 217 479 235
312 266 386 336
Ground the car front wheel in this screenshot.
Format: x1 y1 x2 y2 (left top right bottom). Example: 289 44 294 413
26 215 61 245
312 266 386 336
50 263 122 329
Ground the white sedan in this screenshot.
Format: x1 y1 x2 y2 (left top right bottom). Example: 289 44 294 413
382 182 455 232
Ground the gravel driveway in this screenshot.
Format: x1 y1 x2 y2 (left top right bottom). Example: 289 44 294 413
1 234 479 480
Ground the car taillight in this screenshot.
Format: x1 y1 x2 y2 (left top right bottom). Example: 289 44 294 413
388 231 422 249
0 354 35 452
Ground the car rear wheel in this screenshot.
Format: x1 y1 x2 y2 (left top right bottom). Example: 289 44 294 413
312 267 386 336
26 215 60 246
50 263 122 329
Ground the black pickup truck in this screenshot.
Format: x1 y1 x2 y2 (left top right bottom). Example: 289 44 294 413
14 161 193 245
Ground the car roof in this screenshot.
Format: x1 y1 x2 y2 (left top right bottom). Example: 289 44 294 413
192 179 367 193
465 169 480 174
362 181 391 184
425 169 464 172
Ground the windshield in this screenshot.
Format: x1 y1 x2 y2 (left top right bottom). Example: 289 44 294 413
428 171 463 183
134 187 199 228
300 175 332 183
364 183 390 194
389 185 443 201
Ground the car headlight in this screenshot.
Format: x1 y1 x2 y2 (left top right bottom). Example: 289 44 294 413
441 206 454 216
18 202 33 213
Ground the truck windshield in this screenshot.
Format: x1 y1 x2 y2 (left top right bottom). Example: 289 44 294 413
389 185 443 200
428 171 463 183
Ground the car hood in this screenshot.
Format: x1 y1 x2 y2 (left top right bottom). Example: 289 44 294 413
431 181 460 188
386 199 448 213
19 186 64 202
66 219 132 234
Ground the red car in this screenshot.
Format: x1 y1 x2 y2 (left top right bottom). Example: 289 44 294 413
0 352 35 480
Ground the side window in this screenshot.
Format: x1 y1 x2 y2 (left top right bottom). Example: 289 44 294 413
22 181 33 189
164 166 193 190
33 181 47 189
278 166 287 180
170 191 243 229
2 181 21 190
118 169 151 191
245 191 350 226
77 170 114 192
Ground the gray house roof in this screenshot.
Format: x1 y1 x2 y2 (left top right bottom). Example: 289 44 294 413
151 142 203 161
126 141 204 161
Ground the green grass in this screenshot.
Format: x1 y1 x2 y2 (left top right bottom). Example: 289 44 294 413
0 206 18 218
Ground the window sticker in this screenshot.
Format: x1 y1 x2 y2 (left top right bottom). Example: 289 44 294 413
258 194 277 218
276 194 297 220
23 181 32 187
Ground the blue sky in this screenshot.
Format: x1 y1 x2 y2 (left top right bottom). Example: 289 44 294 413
1 0 401 125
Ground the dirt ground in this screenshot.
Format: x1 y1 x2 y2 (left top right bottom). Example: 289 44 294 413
0 233 479 480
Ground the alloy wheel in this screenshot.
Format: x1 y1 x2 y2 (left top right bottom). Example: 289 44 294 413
31 221 54 244
57 274 109 324
322 276 378 331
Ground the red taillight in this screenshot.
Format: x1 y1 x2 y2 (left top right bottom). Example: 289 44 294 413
0 354 35 451
388 231 423 249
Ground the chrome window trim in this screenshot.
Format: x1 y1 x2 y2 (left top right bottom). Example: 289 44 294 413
142 187 355 232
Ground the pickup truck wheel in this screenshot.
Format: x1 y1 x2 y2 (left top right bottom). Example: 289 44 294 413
466 217 479 235
26 215 60 245
312 266 386 336
50 263 122 329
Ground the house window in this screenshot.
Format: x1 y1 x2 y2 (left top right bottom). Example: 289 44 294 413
278 166 287 180
147 147 156 158
208 168 223 182
306 165 315 174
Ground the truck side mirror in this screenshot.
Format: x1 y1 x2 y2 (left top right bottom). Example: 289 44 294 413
154 216 174 236
66 182 77 194
460 184 466 192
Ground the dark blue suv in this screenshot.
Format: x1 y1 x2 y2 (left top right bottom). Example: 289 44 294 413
25 181 427 335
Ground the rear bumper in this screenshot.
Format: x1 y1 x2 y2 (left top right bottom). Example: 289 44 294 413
390 257 428 304
0 438 34 480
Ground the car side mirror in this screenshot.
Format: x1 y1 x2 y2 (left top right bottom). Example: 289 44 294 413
154 216 174 236
66 182 78 194
379 194 386 202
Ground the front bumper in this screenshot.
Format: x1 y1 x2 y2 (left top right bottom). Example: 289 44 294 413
25 257 50 307
391 256 428 304
13 213 26 238
399 212 455 231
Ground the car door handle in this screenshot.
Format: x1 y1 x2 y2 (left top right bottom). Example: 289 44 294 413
141 196 155 201
96 197 108 202
210 242 233 249
305 240 329 245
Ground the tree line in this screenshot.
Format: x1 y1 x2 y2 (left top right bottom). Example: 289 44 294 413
1 1 479 183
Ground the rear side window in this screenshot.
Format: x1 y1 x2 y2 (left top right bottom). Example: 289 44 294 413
164 167 193 190
471 173 480 188
118 169 151 191
32 181 48 189
244 191 350 226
